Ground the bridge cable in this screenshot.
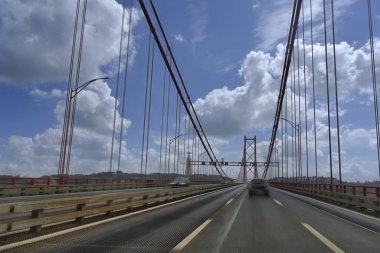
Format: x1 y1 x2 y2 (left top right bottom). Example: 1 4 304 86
58 0 81 176
145 0 226 179
309 0 318 183
330 0 342 184
263 0 303 178
117 0 133 174
109 0 126 174
159 53 168 180
177 103 182 174
292 53 296 182
323 0 334 185
164 56 172 181
144 41 155 182
66 0 88 175
297 28 302 182
302 1 309 183
285 88 289 182
367 0 380 180
139 33 152 182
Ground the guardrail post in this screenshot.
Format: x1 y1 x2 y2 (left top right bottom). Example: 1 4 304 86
106 200 113 215
30 209 43 233
75 203 86 222
343 185 346 194
11 177 15 185
363 187 367 197
352 186 356 195
376 187 380 198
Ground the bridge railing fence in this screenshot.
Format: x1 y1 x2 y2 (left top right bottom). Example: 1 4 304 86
270 182 380 198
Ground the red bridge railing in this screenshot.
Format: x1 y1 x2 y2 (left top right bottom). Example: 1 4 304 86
0 177 220 187
270 182 380 198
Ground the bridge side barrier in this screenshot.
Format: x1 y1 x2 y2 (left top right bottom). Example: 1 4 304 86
271 183 380 213
0 184 232 234
0 179 223 197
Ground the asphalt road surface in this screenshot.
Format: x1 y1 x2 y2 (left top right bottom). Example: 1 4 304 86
2 185 380 252
182 186 380 253
2 185 244 253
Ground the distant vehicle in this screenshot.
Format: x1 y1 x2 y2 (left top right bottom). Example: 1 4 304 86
248 178 269 197
170 177 190 187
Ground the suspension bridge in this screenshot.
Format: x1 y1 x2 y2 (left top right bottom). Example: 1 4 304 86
0 0 380 252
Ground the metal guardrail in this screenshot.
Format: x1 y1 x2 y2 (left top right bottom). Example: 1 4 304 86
270 182 380 197
271 183 380 213
0 184 231 234
0 178 222 197
0 177 168 186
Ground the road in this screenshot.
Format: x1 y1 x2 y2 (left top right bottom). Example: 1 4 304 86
1 185 244 253
181 186 380 253
2 185 380 252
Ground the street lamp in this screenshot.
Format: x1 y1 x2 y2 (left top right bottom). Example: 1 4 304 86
168 134 185 177
58 77 109 184
278 117 300 184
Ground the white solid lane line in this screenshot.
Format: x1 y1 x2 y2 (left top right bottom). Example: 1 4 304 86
225 198 234 206
170 219 213 252
301 223 345 253
273 198 284 207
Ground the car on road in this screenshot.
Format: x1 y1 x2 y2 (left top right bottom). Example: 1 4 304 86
169 177 190 187
248 178 269 197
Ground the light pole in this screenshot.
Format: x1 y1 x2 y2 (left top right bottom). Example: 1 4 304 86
58 77 109 184
168 134 185 177
278 117 300 184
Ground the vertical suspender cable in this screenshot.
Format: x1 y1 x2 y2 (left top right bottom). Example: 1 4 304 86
310 0 318 183
66 0 88 175
281 110 284 181
140 33 152 183
159 59 168 180
330 0 342 184
174 94 179 175
293 52 297 182
297 29 302 182
367 0 380 180
291 63 295 182
117 2 133 173
323 0 334 185
58 0 81 176
144 43 155 181
177 103 182 174
286 89 289 182
109 1 126 174
302 1 309 183
164 56 172 180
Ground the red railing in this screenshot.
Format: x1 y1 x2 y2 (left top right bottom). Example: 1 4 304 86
0 177 221 187
270 182 380 198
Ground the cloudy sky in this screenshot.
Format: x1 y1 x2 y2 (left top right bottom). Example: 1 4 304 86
0 0 379 182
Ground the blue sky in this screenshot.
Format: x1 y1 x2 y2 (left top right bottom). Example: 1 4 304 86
0 0 380 182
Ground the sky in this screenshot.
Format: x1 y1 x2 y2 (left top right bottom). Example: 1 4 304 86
0 0 380 182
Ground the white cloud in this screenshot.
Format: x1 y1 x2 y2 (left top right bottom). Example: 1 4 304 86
174 33 185 43
0 0 141 84
29 88 65 99
254 0 357 50
0 0 142 176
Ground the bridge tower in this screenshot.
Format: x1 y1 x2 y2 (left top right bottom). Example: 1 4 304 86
243 136 257 180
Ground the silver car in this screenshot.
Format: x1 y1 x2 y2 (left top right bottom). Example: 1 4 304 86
170 177 190 187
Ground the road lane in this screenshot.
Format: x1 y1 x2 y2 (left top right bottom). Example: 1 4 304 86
2 185 244 253
271 187 380 252
182 186 380 253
